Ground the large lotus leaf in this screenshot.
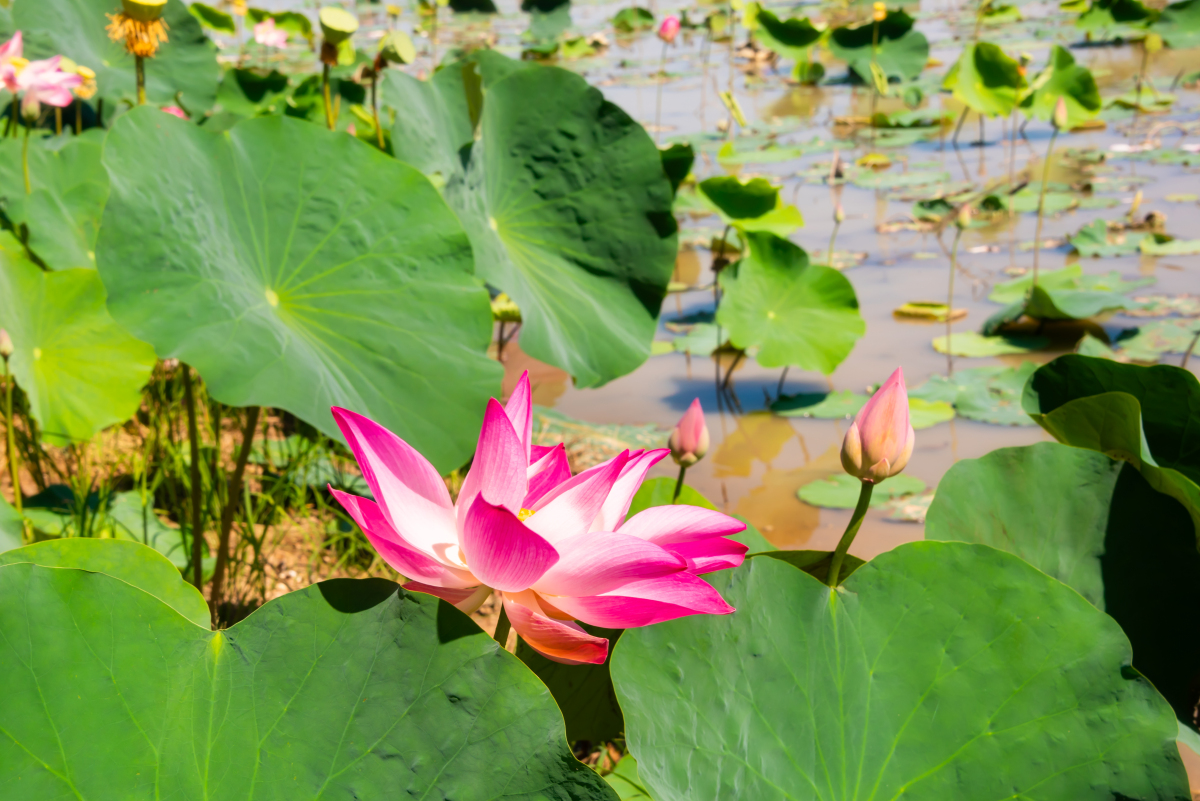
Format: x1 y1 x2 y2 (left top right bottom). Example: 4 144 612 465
0 538 209 626
0 566 616 799
0 131 108 271
14 0 219 116
942 42 1025 118
1151 0 1200 47
983 264 1151 331
214 68 292 118
828 10 929 83
1076 0 1157 32
755 10 822 61
988 264 1151 305
612 544 1188 800
96 108 500 473
927 442 1200 732
1022 355 1200 535
1020 45 1101 128
716 232 863 373
1070 219 1149 257
0 235 155 446
386 60 677 388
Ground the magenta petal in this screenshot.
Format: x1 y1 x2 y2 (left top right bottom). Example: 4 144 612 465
524 443 571 508
526 451 630 544
404 582 491 613
530 444 557 461
332 407 458 558
504 593 609 665
461 496 559 592
457 398 529 518
531 532 685 597
667 538 748 575
550 572 735 628
329 488 477 588
617 505 747 546
590 448 670 533
504 371 533 463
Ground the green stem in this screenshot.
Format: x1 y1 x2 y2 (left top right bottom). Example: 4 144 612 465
209 405 260 626
1031 125 1059 289
947 225 962 377
826 480 874 588
372 74 385 151
183 365 205 590
827 220 841 267
136 55 146 106
3 359 20 514
21 122 31 195
1182 328 1200 370
492 601 511 647
322 63 334 131
672 463 687 503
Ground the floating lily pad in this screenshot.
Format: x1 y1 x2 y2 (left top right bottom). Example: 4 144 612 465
1126 293 1200 317
715 141 804 165
797 472 927 508
912 363 1040 426
984 264 1152 330
671 322 730 356
1115 320 1200 361
772 389 867 418
530 405 668 455
1141 236 1200 255
894 301 967 321
883 489 935 522
1071 220 1147 256
908 397 956 428
932 330 1049 356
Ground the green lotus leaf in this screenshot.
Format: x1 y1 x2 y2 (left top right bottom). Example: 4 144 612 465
1076 0 1157 33
659 143 694 194
1141 235 1200 255
0 131 108 271
772 388 868 418
605 754 653 800
828 9 929 83
1022 354 1200 536
613 545 1189 800
931 330 1048 356
612 6 654 32
246 7 315 42
927 441 1200 733
755 9 822 61
1070 219 1148 257
0 566 616 799
0 495 22 553
983 263 1152 331
796 471 926 508
942 42 1026 118
1151 0 1200 47
1019 45 1101 127
0 538 209 626
188 1 236 34
910 363 1039 425
214 68 292 117
106 491 195 572
697 175 779 220
1114 319 1200 361
385 59 677 388
15 0 219 116
716 232 864 373
96 107 501 473
0 235 155 446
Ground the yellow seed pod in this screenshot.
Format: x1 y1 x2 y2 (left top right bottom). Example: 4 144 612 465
121 0 167 23
1144 32 1163 53
319 7 359 46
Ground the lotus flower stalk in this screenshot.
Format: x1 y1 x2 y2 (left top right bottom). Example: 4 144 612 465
668 398 709 502
654 15 681 144
1 329 19 516
106 0 170 105
330 372 745 664
829 367 914 587
1032 97 1068 289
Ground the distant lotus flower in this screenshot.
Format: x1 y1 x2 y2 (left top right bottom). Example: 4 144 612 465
658 14 681 43
254 17 289 49
330 371 745 664
0 328 12 360
841 367 915 483
160 104 187 119
1052 96 1069 130
5 56 81 119
668 398 709 467
0 31 22 67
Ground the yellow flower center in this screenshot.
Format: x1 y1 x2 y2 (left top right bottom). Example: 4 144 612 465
518 508 536 522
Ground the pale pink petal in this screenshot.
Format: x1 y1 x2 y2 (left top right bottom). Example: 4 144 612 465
404 582 491 614
0 32 23 63
665 538 748 574
504 592 609 665
457 398 528 519
590 448 669 532
550 572 734 628
531 531 684 597
617 504 746 546
461 496 558 592
855 367 910 470
504 370 533 463
329 488 478 588
524 442 571 508
678 398 704 454
332 407 459 559
525 451 630 544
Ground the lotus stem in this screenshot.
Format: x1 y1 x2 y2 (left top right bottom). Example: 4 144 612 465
827 219 841 267
1031 124 1059 288
3 359 20 514
1182 328 1200 370
21 122 31 195
776 365 789 399
372 74 384 151
672 463 687 503
75 99 82 135
183 365 206 590
951 105 968 148
431 5 438 71
869 18 879 150
826 479 874 588
209 405 261 626
136 55 146 105
55 108 62 136
322 63 334 131
492 601 511 647
6 98 15 137
654 40 667 145
947 225 963 377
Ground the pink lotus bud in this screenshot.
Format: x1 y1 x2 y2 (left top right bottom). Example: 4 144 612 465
834 202 845 224
840 367 915 483
669 398 709 466
160 105 187 119
0 328 12 359
1052 96 1069 130
658 15 681 44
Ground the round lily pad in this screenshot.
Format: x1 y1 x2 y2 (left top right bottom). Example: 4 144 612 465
797 472 927 508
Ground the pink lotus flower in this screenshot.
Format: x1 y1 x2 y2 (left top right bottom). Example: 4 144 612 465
841 367 915 483
0 31 22 67
3 55 81 119
668 398 709 467
658 14 681 43
330 371 746 664
160 105 188 120
254 18 289 49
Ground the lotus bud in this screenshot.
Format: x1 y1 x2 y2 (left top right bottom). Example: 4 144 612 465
0 328 12 360
386 3 402 15
841 367 915 484
669 398 709 467
1144 32 1162 54
1052 96 1069 130
121 0 166 23
872 2 887 21
160 105 187 119
319 7 359 46
658 15 681 43
834 202 845 224
956 203 972 230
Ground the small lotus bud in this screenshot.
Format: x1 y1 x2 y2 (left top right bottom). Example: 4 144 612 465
669 398 709 467
0 329 12 359
834 203 845 224
841 367 915 484
872 2 887 21
1052 96 1069 130
658 15 682 43
956 203 972 230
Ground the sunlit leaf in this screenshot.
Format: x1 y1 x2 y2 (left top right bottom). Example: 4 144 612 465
1020 45 1101 127
828 9 929 82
